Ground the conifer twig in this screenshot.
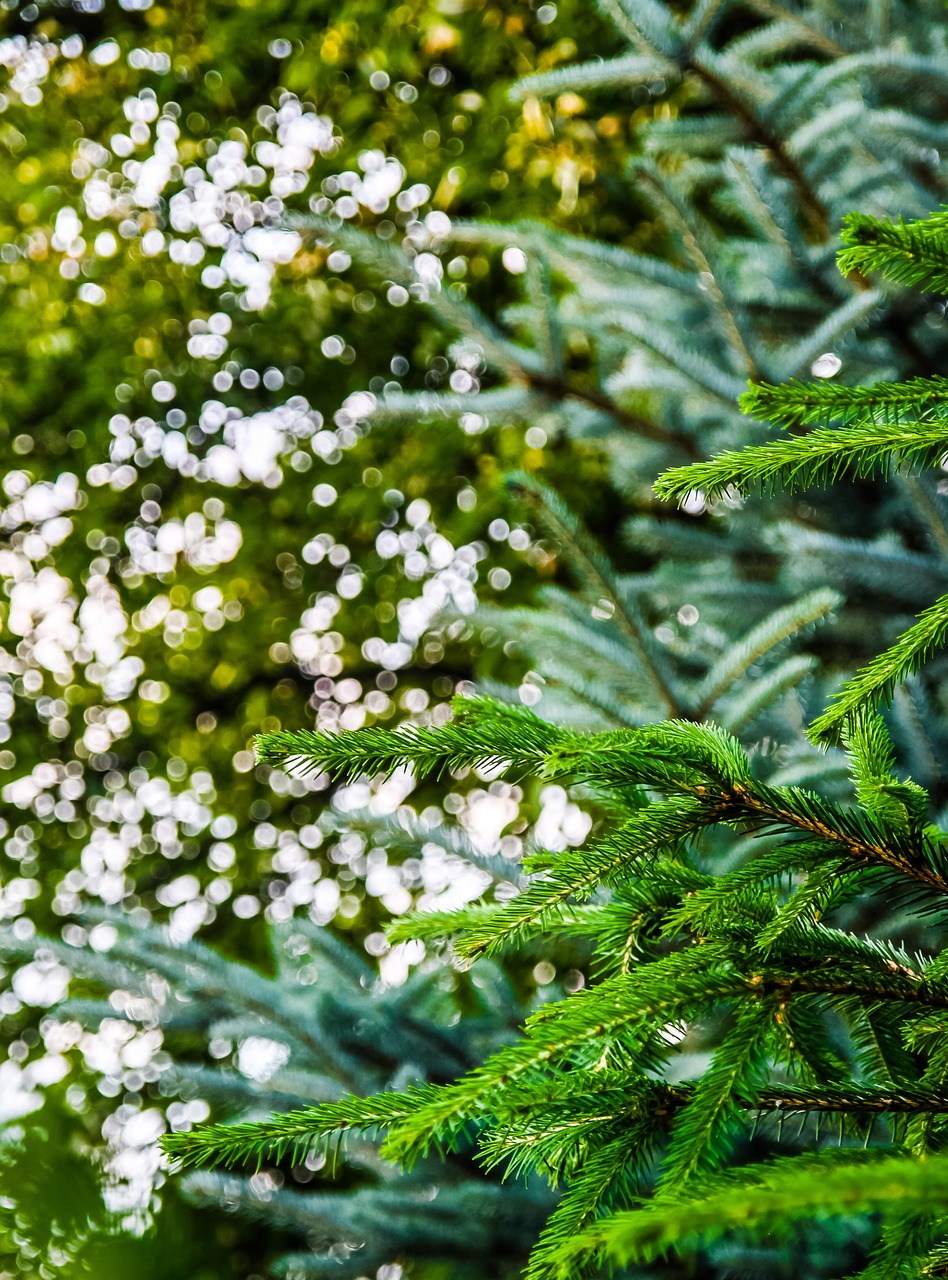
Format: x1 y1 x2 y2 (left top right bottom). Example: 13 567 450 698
654 421 948 502
838 209 948 293
810 592 948 742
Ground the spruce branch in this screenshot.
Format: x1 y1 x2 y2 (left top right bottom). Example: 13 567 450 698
654 420 948 502
694 586 839 714
447 799 723 960
632 159 757 377
507 474 684 716
842 705 928 835
811 593 948 743
161 1088 440 1171
729 781 948 897
522 367 697 451
510 54 675 100
741 376 948 430
687 53 829 240
717 655 817 733
838 209 948 293
752 856 855 947
659 1001 772 1191
565 1150 948 1272
256 696 564 779
741 0 846 57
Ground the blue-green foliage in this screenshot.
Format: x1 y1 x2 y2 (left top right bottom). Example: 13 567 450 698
0 902 550 1278
300 0 948 764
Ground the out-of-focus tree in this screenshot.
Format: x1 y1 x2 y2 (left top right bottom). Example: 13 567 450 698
0 0 626 954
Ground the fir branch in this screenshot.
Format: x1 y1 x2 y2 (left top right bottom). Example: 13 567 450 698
842 705 928 835
632 159 757 377
476 1071 666 1182
523 1132 649 1280
256 696 564 779
741 376 948 429
161 1087 441 1171
565 1150 948 1271
730 780 948 897
767 289 882 381
507 474 684 715
596 0 678 56
856 1215 943 1280
837 998 916 1091
385 904 511 947
694 586 839 714
449 799 722 960
289 216 540 381
687 51 829 240
659 1001 772 1190
293 217 693 451
811 593 948 742
654 420 948 502
899 473 948 560
670 839 841 929
378 946 747 1166
717 655 817 733
522 367 696 450
550 719 754 793
838 209 948 293
446 217 698 293
752 857 855 947
740 0 846 57
510 54 675 100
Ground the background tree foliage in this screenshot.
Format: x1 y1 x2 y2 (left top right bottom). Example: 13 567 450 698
0 0 627 949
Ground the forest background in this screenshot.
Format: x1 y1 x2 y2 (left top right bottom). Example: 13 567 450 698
2 2 948 1279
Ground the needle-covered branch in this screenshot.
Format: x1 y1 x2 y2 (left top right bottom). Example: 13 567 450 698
810 593 948 742
175 165 948 1280
565 1150 948 1273
741 376 948 430
256 696 565 779
837 209 948 293
654 420 948 502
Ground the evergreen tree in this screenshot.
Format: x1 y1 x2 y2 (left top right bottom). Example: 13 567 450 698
165 202 948 1278
13 1 948 1276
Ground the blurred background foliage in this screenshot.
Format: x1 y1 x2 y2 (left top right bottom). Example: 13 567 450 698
0 0 648 1274
0 0 630 948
